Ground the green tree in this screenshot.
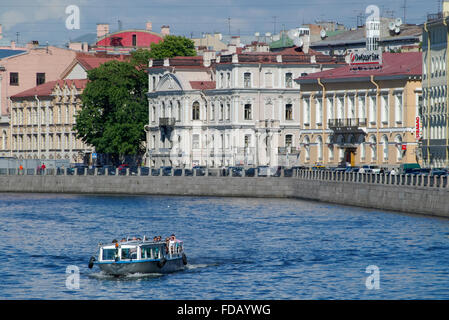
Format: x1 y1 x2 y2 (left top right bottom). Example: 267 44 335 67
147 35 196 59
74 60 148 165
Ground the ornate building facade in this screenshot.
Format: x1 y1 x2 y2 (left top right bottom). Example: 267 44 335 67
295 52 422 168
9 79 93 163
145 47 344 168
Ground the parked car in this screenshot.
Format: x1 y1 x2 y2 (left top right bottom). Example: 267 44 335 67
361 165 381 174
399 163 421 175
431 168 448 176
228 166 244 177
193 166 206 176
160 166 173 176
245 167 256 177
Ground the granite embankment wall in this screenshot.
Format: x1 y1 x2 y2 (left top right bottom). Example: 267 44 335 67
0 173 448 218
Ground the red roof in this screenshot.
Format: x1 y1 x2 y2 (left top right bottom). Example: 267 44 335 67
76 52 127 70
11 79 88 98
296 52 422 82
190 81 216 90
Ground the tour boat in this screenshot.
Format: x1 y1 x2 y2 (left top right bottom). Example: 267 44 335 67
88 236 187 276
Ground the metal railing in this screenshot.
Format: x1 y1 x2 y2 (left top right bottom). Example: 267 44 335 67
328 118 367 128
1 167 448 190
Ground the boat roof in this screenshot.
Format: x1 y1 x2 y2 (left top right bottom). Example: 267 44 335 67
100 238 182 248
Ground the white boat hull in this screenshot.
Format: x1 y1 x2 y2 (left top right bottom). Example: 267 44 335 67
97 257 185 276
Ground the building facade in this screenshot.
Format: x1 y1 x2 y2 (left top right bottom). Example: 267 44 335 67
9 79 93 163
295 52 422 168
421 2 449 167
145 47 344 168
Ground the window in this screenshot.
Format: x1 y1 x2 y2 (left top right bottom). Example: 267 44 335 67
337 96 344 119
381 95 388 124
358 95 366 121
10 72 19 86
177 101 181 121
192 101 200 120
395 93 403 123
210 103 215 121
303 97 310 124
285 134 292 147
132 34 137 47
244 135 251 148
369 95 377 124
349 96 355 119
220 103 224 120
192 134 200 149
285 72 293 88
316 98 323 125
244 72 251 88
102 249 116 261
226 103 231 120
285 104 293 120
326 97 334 127
265 72 273 88
36 73 45 86
244 104 252 120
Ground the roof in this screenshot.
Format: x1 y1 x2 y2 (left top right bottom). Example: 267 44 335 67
311 22 422 48
76 52 127 70
218 46 345 65
0 49 26 59
189 81 216 90
296 52 422 83
11 79 88 98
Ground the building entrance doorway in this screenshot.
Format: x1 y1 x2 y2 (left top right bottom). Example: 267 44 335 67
344 148 356 167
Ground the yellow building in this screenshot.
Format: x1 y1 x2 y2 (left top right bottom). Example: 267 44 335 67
295 52 422 169
9 79 93 163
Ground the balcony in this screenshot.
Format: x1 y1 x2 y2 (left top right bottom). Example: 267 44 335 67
328 118 367 130
159 117 176 127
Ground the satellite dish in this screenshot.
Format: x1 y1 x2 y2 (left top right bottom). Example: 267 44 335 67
287 29 299 40
395 18 403 26
389 21 396 31
294 37 304 47
320 29 327 39
394 26 401 34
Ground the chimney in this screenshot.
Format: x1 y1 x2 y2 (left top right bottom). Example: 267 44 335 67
146 21 153 31
97 23 110 39
161 25 170 36
0 24 2 40
230 36 240 47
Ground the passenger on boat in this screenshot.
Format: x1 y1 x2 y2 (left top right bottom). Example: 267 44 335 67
153 236 158 242
112 239 118 243
120 238 126 242
165 237 170 253
157 236 162 242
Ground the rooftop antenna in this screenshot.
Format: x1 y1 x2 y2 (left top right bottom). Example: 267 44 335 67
118 19 123 31
272 16 277 34
16 32 19 44
400 0 408 24
227 17 231 35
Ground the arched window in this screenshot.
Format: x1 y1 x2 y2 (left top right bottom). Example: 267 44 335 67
369 135 377 161
394 135 403 161
192 101 200 120
316 136 323 161
382 135 389 161
304 136 310 161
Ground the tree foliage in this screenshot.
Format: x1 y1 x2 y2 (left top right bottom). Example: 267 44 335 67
146 35 196 60
74 60 148 164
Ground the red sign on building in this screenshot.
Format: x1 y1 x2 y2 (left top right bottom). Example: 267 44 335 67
415 116 420 140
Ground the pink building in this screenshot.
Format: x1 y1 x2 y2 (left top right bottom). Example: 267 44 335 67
0 46 76 116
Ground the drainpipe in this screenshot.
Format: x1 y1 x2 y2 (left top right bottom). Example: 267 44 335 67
443 17 449 166
35 95 40 159
424 22 431 167
317 77 326 165
370 75 380 166
199 90 208 167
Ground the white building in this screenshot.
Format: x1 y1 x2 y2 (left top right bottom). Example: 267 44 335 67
145 47 345 168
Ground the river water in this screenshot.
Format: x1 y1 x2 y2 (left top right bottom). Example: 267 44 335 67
0 193 448 299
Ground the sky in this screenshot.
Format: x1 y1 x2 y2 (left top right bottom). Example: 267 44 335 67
0 0 443 47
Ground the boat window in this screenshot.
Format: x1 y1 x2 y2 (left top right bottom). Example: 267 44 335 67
121 248 131 259
102 249 116 261
141 247 151 259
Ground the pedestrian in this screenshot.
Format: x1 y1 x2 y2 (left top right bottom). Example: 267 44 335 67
19 165 23 175
390 168 397 175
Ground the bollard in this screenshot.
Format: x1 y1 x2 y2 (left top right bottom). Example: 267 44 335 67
138 167 141 176
159 168 163 176
126 168 130 176
94 168 98 176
